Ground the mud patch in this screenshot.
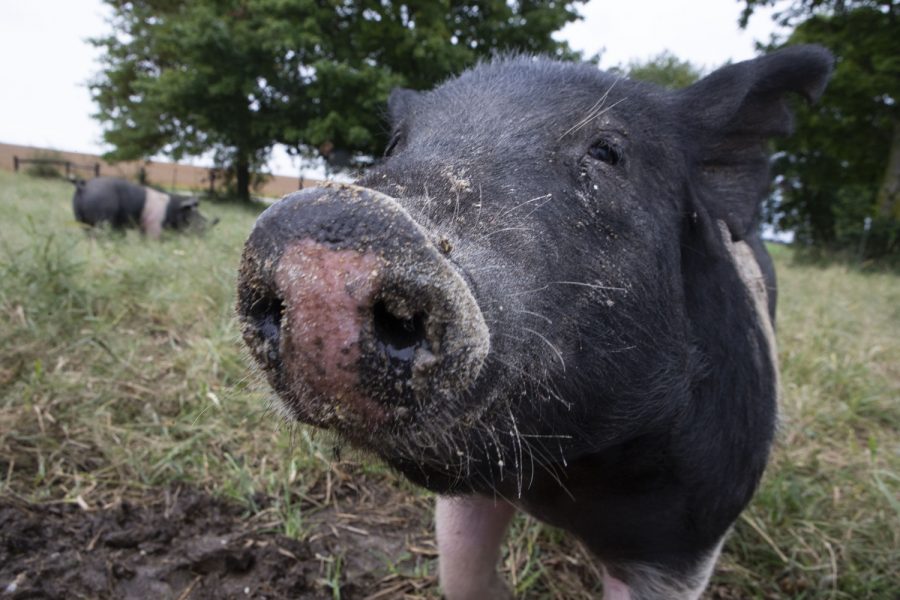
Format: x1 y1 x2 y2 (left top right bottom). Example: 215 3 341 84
1 484 435 599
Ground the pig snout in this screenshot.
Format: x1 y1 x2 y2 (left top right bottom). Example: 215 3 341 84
237 184 490 433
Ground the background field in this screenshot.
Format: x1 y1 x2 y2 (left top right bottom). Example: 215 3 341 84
1 171 898 598
0 142 322 200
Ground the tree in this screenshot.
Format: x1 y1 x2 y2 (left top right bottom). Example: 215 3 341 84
91 0 584 201
623 51 702 89
740 1 899 256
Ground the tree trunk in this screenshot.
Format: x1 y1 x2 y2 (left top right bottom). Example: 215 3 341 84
877 119 900 220
236 155 251 203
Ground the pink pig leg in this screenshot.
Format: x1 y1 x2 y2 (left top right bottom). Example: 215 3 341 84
435 495 516 600
602 571 633 600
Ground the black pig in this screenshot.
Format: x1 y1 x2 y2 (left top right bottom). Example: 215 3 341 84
237 46 832 599
72 176 214 238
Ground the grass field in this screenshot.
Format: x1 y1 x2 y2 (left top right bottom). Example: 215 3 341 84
1 171 898 598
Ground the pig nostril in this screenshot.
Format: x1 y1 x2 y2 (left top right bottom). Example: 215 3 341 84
247 294 284 367
372 300 427 362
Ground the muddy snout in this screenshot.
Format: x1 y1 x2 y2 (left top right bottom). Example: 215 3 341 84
237 185 489 429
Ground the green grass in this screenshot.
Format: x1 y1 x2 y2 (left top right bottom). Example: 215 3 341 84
1 170 898 598
717 247 900 598
0 171 292 505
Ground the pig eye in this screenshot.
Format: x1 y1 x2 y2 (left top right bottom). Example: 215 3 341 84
588 140 621 166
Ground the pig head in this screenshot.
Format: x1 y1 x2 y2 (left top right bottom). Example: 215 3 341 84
237 46 832 599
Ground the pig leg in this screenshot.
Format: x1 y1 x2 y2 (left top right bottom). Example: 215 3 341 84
435 495 516 600
602 537 724 600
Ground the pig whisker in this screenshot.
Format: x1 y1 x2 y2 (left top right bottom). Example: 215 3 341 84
516 195 555 221
528 442 535 491
485 425 507 485
481 226 536 239
495 193 553 222
488 354 571 410
471 440 501 497
571 97 629 138
519 436 575 500
522 326 566 372
495 332 527 344
507 408 525 498
493 414 574 499
558 76 622 140
553 280 628 292
458 432 475 481
515 309 553 325
559 97 609 141
516 433 573 439
419 184 434 215
474 471 512 505
511 280 627 296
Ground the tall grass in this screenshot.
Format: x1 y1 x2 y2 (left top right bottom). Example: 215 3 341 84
1 171 897 598
0 171 285 505
712 245 900 598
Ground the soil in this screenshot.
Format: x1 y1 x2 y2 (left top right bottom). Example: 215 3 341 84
0 482 436 600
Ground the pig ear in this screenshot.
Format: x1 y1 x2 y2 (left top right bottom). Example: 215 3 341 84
180 197 199 209
676 44 833 239
387 88 420 124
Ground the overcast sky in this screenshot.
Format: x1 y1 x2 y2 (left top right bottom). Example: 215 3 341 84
0 1 783 176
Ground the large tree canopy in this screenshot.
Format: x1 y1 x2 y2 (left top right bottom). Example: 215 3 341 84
91 0 584 201
741 0 899 256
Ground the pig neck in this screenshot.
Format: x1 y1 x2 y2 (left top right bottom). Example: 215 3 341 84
514 211 778 563
668 210 779 531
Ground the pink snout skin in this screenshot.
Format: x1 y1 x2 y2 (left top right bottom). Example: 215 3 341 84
274 239 386 424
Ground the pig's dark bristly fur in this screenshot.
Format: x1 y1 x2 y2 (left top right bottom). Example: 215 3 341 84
238 45 832 598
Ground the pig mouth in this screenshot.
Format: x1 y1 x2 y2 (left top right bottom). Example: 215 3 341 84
237 185 491 450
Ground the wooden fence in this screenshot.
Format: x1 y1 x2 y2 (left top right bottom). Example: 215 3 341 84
0 142 320 199
13 156 101 179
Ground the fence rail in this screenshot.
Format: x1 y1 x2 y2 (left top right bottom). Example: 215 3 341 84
2 143 321 198
13 156 101 178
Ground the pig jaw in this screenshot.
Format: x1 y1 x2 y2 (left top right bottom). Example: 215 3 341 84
236 185 491 444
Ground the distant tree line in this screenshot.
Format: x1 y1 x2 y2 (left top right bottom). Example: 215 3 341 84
738 0 899 258
91 0 584 202
623 1 898 258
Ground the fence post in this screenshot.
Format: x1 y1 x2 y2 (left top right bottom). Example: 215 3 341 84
13 156 19 172
209 169 216 195
856 216 873 264
65 162 71 177
94 163 100 178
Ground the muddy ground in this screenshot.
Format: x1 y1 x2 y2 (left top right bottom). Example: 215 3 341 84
0 485 762 600
1 480 437 600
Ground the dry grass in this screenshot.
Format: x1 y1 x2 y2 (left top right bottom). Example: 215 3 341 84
1 171 897 598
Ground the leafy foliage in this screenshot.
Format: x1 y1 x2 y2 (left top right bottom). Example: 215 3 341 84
741 1 900 257
623 51 702 89
738 0 896 28
90 0 584 201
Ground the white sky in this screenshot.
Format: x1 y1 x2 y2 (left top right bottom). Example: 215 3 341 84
0 1 783 177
